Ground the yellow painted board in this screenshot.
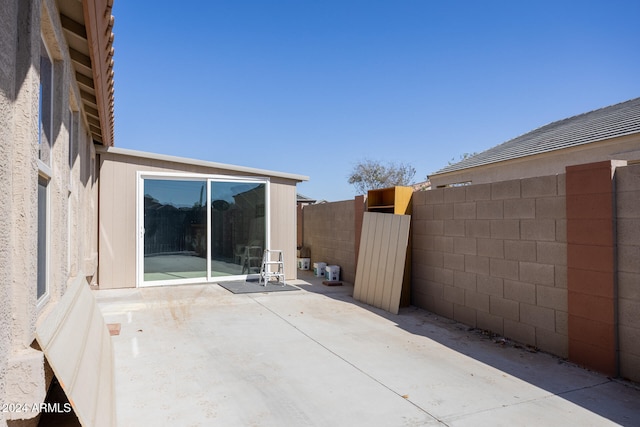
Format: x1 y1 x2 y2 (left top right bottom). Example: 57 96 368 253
366 186 413 215
393 186 414 215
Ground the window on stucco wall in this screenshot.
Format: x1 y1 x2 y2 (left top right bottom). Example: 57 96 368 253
37 36 55 305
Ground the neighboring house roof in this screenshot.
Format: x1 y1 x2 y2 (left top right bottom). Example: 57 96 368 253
297 193 317 204
431 97 640 176
98 146 310 182
57 0 115 146
412 180 431 191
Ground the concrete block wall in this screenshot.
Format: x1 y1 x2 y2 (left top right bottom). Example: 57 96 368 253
302 164 639 381
566 161 620 376
411 175 569 357
297 204 303 248
302 200 358 283
616 163 640 381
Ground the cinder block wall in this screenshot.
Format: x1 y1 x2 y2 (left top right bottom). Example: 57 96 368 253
302 200 357 283
616 163 640 381
297 204 303 248
411 175 569 357
565 161 621 376
301 166 639 381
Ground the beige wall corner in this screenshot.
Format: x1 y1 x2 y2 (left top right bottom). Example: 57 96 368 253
4 348 46 422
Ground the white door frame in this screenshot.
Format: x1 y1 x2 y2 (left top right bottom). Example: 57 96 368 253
136 171 270 287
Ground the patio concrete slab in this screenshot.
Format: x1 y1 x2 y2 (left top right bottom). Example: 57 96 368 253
95 272 640 426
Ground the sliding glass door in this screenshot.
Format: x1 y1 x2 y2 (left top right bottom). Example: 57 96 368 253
209 181 265 278
139 174 268 286
142 179 207 282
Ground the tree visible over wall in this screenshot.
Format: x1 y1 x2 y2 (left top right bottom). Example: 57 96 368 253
348 159 416 195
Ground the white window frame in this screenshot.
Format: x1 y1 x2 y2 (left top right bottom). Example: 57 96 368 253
36 33 55 308
67 108 78 275
136 171 271 287
38 37 54 165
37 161 51 308
68 108 78 187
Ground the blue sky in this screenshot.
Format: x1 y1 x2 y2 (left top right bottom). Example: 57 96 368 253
112 1 640 202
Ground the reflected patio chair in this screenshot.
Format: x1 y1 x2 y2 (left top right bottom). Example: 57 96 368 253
241 245 263 274
234 244 245 264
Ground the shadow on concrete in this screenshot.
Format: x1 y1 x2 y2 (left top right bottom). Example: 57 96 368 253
293 269 640 427
389 307 640 427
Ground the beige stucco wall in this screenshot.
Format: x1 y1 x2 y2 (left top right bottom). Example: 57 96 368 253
1 8 42 416
269 177 299 278
430 134 640 188
0 1 21 419
98 151 301 289
1 0 100 422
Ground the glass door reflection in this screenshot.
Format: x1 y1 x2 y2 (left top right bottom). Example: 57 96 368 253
143 179 207 282
210 181 266 278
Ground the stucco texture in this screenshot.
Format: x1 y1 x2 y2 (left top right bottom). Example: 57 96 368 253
1 0 100 421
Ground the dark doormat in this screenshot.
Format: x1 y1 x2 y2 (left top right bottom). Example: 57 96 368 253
216 280 299 294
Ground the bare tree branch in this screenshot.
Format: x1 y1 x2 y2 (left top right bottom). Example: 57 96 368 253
348 159 416 195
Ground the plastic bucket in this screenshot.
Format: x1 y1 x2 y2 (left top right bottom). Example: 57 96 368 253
325 265 340 281
313 262 327 277
297 258 310 270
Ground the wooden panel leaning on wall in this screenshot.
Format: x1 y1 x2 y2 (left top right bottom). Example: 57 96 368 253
354 212 411 315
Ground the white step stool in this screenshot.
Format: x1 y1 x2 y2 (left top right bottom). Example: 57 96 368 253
259 249 285 286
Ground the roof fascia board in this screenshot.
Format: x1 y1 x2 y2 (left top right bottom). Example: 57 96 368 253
82 0 113 146
96 146 309 182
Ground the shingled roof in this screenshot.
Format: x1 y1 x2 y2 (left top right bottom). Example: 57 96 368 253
432 97 640 176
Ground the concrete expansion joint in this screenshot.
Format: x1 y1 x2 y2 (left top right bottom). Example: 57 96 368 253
442 393 560 425
609 377 640 392
555 378 616 396
248 294 444 422
446 378 621 425
445 378 617 425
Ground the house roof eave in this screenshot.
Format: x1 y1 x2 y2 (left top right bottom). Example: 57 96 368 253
97 146 310 183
